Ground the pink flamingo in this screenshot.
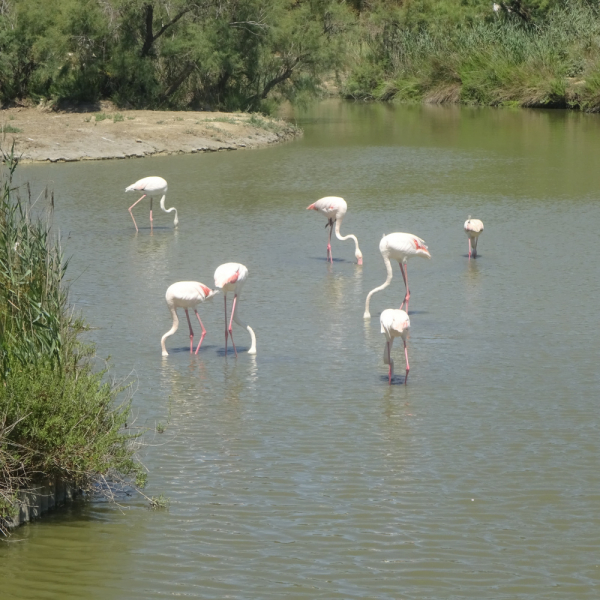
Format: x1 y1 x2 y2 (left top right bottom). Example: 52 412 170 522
161 281 218 357
380 309 410 384
214 263 257 357
125 176 178 232
464 216 484 259
364 232 431 318
306 197 363 264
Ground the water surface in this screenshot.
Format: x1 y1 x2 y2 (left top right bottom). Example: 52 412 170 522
2 102 600 599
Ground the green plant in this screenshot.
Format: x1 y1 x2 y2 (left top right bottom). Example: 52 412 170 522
113 113 124 122
95 113 108 122
156 120 164 124
149 494 170 510
0 146 147 535
0 125 22 134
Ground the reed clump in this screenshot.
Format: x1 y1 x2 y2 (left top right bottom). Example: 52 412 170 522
0 146 145 535
345 2 600 111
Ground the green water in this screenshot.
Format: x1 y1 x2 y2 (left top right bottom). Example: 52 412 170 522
2 101 599 599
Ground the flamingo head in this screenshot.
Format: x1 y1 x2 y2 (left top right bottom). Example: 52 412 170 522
356 249 363 265
200 284 219 300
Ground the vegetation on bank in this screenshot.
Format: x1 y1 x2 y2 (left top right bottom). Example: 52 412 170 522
3 1 600 111
0 147 145 535
344 1 600 110
0 0 351 113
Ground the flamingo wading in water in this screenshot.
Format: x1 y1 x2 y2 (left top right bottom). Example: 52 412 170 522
161 281 218 357
306 197 363 264
125 176 178 232
380 309 410 385
364 232 431 318
464 216 484 259
214 263 257 356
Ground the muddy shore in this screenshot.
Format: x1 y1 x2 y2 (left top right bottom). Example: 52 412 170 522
0 105 301 163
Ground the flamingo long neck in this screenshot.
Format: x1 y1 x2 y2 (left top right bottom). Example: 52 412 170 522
232 304 257 354
363 253 393 319
334 217 361 258
159 195 179 226
161 305 179 356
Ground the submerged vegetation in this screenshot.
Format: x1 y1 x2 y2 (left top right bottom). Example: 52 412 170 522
2 0 600 112
0 147 144 534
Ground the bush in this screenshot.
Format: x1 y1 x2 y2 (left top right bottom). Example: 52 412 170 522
0 146 145 535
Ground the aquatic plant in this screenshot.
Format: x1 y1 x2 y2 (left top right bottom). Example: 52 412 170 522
0 146 146 535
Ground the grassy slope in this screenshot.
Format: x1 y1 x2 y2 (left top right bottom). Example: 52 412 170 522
344 1 600 111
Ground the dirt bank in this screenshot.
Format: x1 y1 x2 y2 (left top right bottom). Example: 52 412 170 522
0 104 301 163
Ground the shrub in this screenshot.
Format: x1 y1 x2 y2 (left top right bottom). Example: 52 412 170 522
0 146 145 535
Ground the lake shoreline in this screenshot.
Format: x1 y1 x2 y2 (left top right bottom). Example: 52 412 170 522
0 105 301 164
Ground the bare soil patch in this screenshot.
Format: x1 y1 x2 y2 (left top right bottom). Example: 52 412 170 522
0 104 300 163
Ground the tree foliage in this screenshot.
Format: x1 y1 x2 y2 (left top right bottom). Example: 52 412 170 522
0 0 354 112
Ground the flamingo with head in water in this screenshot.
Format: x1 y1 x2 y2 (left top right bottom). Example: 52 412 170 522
125 176 178 232
306 197 363 265
161 281 218 357
380 308 410 384
464 216 484 259
364 232 431 318
214 263 257 357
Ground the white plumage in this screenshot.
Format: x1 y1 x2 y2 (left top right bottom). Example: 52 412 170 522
125 176 178 232
364 232 431 318
161 281 218 357
214 263 257 356
464 215 484 258
306 196 363 264
380 309 411 384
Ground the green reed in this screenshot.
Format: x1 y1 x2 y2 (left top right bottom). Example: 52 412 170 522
0 147 146 534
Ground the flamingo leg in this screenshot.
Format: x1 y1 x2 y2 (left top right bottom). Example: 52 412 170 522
326 219 333 263
404 340 410 385
228 294 239 358
399 263 410 312
184 309 194 353
128 194 147 233
149 196 153 230
224 294 229 355
468 238 472 259
388 341 392 385
473 238 478 258
193 310 206 354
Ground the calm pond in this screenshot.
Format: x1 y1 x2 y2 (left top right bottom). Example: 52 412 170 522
2 101 600 599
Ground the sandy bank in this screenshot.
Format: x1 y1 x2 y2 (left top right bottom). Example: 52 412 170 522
0 105 301 163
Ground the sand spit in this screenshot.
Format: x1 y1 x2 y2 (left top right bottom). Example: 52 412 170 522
0 106 301 163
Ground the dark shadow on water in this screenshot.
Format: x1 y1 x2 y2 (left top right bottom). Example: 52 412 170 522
380 374 407 385
407 310 428 315
169 344 217 354
309 256 348 263
216 347 250 356
463 254 482 259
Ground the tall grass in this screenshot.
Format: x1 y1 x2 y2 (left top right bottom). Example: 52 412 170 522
345 2 600 110
0 147 145 534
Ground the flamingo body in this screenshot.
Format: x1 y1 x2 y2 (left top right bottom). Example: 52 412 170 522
306 196 363 264
380 309 410 384
364 232 431 318
161 281 218 357
464 216 484 259
125 176 178 232
214 263 257 356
